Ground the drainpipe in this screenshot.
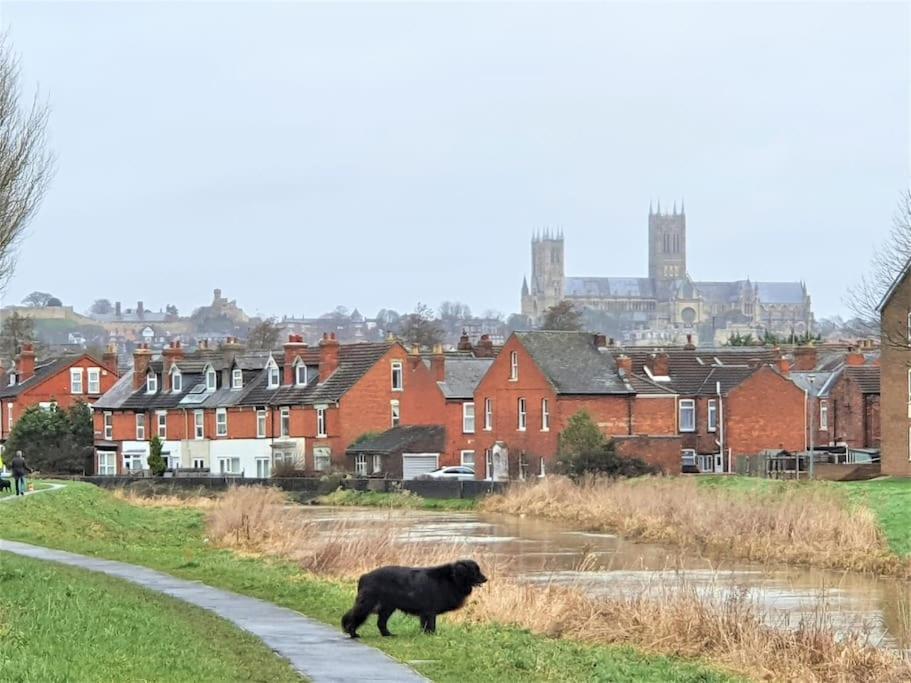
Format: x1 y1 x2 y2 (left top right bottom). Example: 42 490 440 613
716 381 726 473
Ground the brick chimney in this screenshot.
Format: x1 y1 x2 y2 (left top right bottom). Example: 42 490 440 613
318 333 340 381
17 343 36 381
593 333 607 349
775 353 790 376
683 334 696 351
845 346 865 367
137 301 145 321
457 331 472 352
430 343 445 382
408 343 422 370
793 345 817 372
132 343 153 390
102 344 119 374
646 352 669 377
283 334 308 385
161 340 185 391
221 336 245 363
475 334 495 358
616 354 632 376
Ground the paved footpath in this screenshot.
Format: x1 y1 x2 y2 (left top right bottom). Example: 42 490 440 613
0 484 426 683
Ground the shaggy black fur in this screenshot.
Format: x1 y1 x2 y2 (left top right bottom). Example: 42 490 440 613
0 478 11 493
341 559 487 637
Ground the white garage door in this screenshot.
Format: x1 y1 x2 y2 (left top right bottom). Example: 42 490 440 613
402 453 439 480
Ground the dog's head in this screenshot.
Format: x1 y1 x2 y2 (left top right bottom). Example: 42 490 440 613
451 560 487 591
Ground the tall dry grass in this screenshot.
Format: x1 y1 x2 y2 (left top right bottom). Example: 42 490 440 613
482 477 901 574
205 485 910 682
112 487 218 509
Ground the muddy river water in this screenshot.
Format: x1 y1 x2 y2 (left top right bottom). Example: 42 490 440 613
296 506 911 651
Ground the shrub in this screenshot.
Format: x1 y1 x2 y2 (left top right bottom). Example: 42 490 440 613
147 436 166 477
555 440 657 479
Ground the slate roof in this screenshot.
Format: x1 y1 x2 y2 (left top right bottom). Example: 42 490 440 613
565 277 656 299
623 373 676 395
0 355 95 399
616 348 778 396
515 331 631 395
694 281 747 304
755 282 806 305
345 425 445 455
791 371 837 398
438 357 494 399
844 366 880 394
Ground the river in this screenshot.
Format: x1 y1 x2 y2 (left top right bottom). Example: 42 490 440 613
294 506 910 651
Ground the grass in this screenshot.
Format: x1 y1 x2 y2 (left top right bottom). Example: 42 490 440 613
0 552 301 683
0 483 733 683
316 488 477 511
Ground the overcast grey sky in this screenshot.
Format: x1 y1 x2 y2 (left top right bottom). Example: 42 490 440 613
1 1 908 320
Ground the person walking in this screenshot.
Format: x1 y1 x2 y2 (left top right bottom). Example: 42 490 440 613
10 451 32 496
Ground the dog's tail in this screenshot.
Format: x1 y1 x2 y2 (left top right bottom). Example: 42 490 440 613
341 609 354 632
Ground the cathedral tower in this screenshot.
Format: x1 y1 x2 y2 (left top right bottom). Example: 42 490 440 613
521 229 564 319
648 200 687 282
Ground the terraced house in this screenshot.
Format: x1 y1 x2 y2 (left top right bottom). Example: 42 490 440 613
92 334 437 476
0 344 120 447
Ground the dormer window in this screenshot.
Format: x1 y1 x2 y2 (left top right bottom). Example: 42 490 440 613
205 365 217 392
294 359 307 386
7 373 15 386
267 359 280 389
232 368 243 390
170 366 182 393
146 372 158 394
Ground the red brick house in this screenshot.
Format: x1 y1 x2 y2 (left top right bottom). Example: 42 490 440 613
0 343 120 447
92 334 443 476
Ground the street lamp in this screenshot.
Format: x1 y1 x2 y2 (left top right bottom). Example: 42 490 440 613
807 374 815 480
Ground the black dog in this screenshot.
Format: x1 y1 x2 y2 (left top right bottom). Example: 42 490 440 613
0 478 10 493
342 559 487 638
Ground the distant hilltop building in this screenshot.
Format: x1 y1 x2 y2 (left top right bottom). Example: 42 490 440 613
520 202 814 343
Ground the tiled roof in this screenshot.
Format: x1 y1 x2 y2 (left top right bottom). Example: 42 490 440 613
0 355 90 399
515 331 631 395
615 348 777 396
565 277 655 299
845 366 880 394
345 425 445 455
624 373 676 395
438 358 494 399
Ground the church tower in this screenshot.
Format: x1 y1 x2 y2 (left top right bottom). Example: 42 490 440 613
521 229 564 320
648 200 687 282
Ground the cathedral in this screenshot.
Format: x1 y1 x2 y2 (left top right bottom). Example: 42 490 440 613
520 203 814 344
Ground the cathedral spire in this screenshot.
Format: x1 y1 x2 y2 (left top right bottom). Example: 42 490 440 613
522 276 529 296
680 197 685 214
649 200 653 215
673 200 677 215
656 199 661 215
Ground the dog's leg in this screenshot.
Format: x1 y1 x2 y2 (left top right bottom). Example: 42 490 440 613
343 594 376 638
420 614 437 634
376 605 395 637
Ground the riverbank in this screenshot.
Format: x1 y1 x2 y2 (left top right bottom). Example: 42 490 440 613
481 476 910 575
0 551 301 682
0 483 733 683
315 488 477 511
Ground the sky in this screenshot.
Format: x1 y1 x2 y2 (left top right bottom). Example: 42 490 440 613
0 1 908 321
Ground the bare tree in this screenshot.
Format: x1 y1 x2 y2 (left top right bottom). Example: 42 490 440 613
246 317 282 350
0 36 54 290
21 290 54 307
846 189 911 347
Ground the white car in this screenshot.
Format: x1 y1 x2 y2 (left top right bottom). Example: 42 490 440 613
420 466 476 481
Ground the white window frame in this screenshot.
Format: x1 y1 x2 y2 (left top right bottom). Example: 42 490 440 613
98 451 116 476
205 365 217 392
355 453 368 476
87 367 101 395
156 411 167 439
267 360 280 389
255 457 271 478
390 399 400 427
135 413 146 440
313 447 331 471
192 457 205 470
541 398 550 431
7 404 13 430
316 407 327 438
461 450 475 469
70 368 84 395
819 400 829 431
216 408 228 437
217 456 241 475
484 398 492 431
391 361 403 391
509 351 518 381
232 368 243 390
294 359 307 386
256 409 267 438
194 410 204 439
679 399 696 432
146 372 157 394
517 397 527 431
103 412 113 440
7 373 15 386
170 366 182 393
462 402 475 433
372 453 383 474
707 399 717 432
280 407 290 438
681 448 697 467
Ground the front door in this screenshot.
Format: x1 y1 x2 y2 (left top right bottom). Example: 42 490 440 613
714 452 724 473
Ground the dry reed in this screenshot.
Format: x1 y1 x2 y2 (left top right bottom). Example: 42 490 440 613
111 487 218 509
481 477 902 574
205 485 910 682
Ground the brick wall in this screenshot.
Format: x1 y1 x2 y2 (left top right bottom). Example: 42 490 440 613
725 367 806 455
614 435 683 474
881 273 911 475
